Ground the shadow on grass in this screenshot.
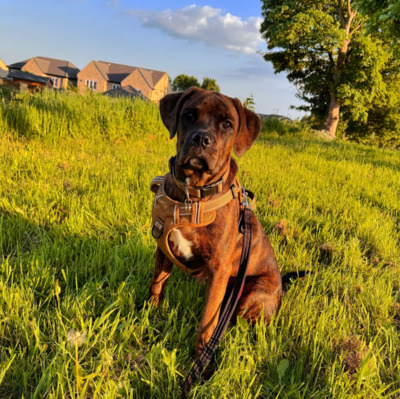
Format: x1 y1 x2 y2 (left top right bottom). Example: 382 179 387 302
0 210 156 313
0 210 165 397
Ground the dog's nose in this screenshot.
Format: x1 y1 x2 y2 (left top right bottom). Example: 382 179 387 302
192 132 213 148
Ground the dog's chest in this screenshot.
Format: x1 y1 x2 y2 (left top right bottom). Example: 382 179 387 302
169 229 194 261
167 226 210 269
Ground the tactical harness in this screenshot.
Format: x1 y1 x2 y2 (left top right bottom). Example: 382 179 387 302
151 160 256 276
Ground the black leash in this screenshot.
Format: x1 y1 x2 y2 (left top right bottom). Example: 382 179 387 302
182 205 253 397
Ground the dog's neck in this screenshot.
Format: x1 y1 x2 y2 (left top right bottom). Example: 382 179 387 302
166 157 238 202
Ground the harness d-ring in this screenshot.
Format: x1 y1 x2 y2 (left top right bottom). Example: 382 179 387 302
151 220 164 239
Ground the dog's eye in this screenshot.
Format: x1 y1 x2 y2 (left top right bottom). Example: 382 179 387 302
221 120 233 130
183 110 195 122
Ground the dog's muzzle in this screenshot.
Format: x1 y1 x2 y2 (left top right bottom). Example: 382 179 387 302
180 132 216 171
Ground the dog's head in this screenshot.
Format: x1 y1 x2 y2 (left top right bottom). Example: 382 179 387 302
159 87 261 179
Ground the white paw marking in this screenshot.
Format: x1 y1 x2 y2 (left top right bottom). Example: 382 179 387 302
170 229 193 260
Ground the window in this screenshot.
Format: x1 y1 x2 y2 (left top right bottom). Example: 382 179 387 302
85 80 97 90
51 77 59 88
112 84 120 89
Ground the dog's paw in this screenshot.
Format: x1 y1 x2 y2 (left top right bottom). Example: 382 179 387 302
195 332 212 356
147 295 160 307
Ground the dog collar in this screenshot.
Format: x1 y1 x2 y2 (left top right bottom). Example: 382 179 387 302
168 156 228 200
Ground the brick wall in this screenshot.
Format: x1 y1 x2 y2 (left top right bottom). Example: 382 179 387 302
122 71 169 103
77 61 108 93
0 59 8 71
22 59 43 76
121 70 152 99
150 74 169 104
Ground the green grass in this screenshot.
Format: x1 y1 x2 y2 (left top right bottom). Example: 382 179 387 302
0 89 399 398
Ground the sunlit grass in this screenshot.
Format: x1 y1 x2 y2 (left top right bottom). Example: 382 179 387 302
0 89 399 398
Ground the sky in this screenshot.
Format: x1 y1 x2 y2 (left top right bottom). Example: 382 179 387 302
0 0 304 117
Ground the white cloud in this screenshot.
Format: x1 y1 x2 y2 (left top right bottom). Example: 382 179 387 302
127 4 263 55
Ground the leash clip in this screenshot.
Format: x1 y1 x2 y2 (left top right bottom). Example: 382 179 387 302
182 184 192 210
184 201 192 211
241 187 250 210
184 185 192 203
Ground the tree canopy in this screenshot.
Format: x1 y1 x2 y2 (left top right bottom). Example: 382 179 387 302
355 0 400 41
200 77 220 92
171 75 200 92
172 74 220 93
260 0 400 146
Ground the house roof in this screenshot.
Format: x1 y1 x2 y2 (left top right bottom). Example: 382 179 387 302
93 60 166 88
8 59 28 70
104 85 148 101
8 56 79 79
7 70 53 85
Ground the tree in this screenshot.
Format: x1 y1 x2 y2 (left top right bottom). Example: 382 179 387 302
172 75 200 92
172 74 220 92
201 77 220 92
243 94 255 111
342 55 400 147
260 0 398 139
354 0 400 41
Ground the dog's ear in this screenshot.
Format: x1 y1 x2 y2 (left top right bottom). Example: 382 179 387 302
232 98 262 157
159 86 202 139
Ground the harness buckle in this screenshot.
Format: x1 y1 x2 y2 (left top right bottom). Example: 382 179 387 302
151 220 164 239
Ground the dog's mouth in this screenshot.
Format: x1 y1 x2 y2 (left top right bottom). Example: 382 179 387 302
180 156 209 171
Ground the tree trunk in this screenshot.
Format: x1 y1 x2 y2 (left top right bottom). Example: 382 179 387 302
324 95 340 139
323 43 348 139
323 1 358 138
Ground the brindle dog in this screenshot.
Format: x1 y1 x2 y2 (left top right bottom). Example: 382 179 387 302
149 87 282 354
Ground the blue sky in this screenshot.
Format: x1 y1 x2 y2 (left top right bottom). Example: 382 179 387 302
0 0 303 117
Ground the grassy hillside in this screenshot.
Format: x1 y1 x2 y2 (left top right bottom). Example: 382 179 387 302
0 89 399 398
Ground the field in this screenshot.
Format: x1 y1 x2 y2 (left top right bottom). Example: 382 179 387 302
0 89 399 398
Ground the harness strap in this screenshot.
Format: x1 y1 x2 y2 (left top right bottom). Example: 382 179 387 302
182 206 253 397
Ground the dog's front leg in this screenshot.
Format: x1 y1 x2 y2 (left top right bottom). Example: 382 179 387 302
149 246 173 306
195 270 230 354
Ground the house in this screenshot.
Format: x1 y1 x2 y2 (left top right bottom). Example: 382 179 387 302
8 56 79 89
0 59 8 71
0 70 53 92
77 60 169 103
